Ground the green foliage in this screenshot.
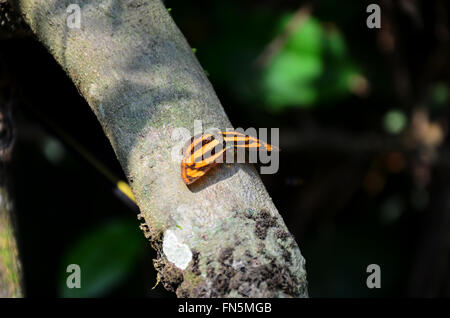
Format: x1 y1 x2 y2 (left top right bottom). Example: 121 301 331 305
261 16 360 111
383 109 407 135
59 218 144 297
195 5 362 112
431 82 448 108
262 17 324 108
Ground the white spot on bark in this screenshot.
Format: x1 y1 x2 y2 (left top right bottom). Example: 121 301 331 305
89 83 97 97
232 260 244 271
163 229 192 270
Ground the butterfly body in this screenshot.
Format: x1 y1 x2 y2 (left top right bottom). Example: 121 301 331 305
181 131 277 185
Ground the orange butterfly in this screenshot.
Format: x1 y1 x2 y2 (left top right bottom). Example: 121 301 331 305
181 131 277 185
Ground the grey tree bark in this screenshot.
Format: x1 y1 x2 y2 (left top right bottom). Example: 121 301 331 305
15 0 308 297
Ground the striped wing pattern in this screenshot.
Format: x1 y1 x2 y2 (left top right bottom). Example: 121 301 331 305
181 131 277 185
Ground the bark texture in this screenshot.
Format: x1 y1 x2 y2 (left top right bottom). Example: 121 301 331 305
16 0 308 297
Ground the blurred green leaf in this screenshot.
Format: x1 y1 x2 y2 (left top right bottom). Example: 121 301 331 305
260 16 361 111
263 51 322 107
327 28 347 58
190 3 363 113
59 218 144 297
431 83 448 108
383 110 407 135
284 16 323 55
262 18 323 109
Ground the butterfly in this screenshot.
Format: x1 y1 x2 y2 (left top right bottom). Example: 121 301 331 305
181 131 278 185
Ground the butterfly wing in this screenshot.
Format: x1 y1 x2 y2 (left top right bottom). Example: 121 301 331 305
221 131 278 151
181 131 278 185
181 133 227 184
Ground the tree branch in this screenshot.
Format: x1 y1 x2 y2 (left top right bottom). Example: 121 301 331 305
15 0 308 297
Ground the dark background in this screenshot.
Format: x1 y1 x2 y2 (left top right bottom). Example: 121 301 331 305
1 0 449 297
